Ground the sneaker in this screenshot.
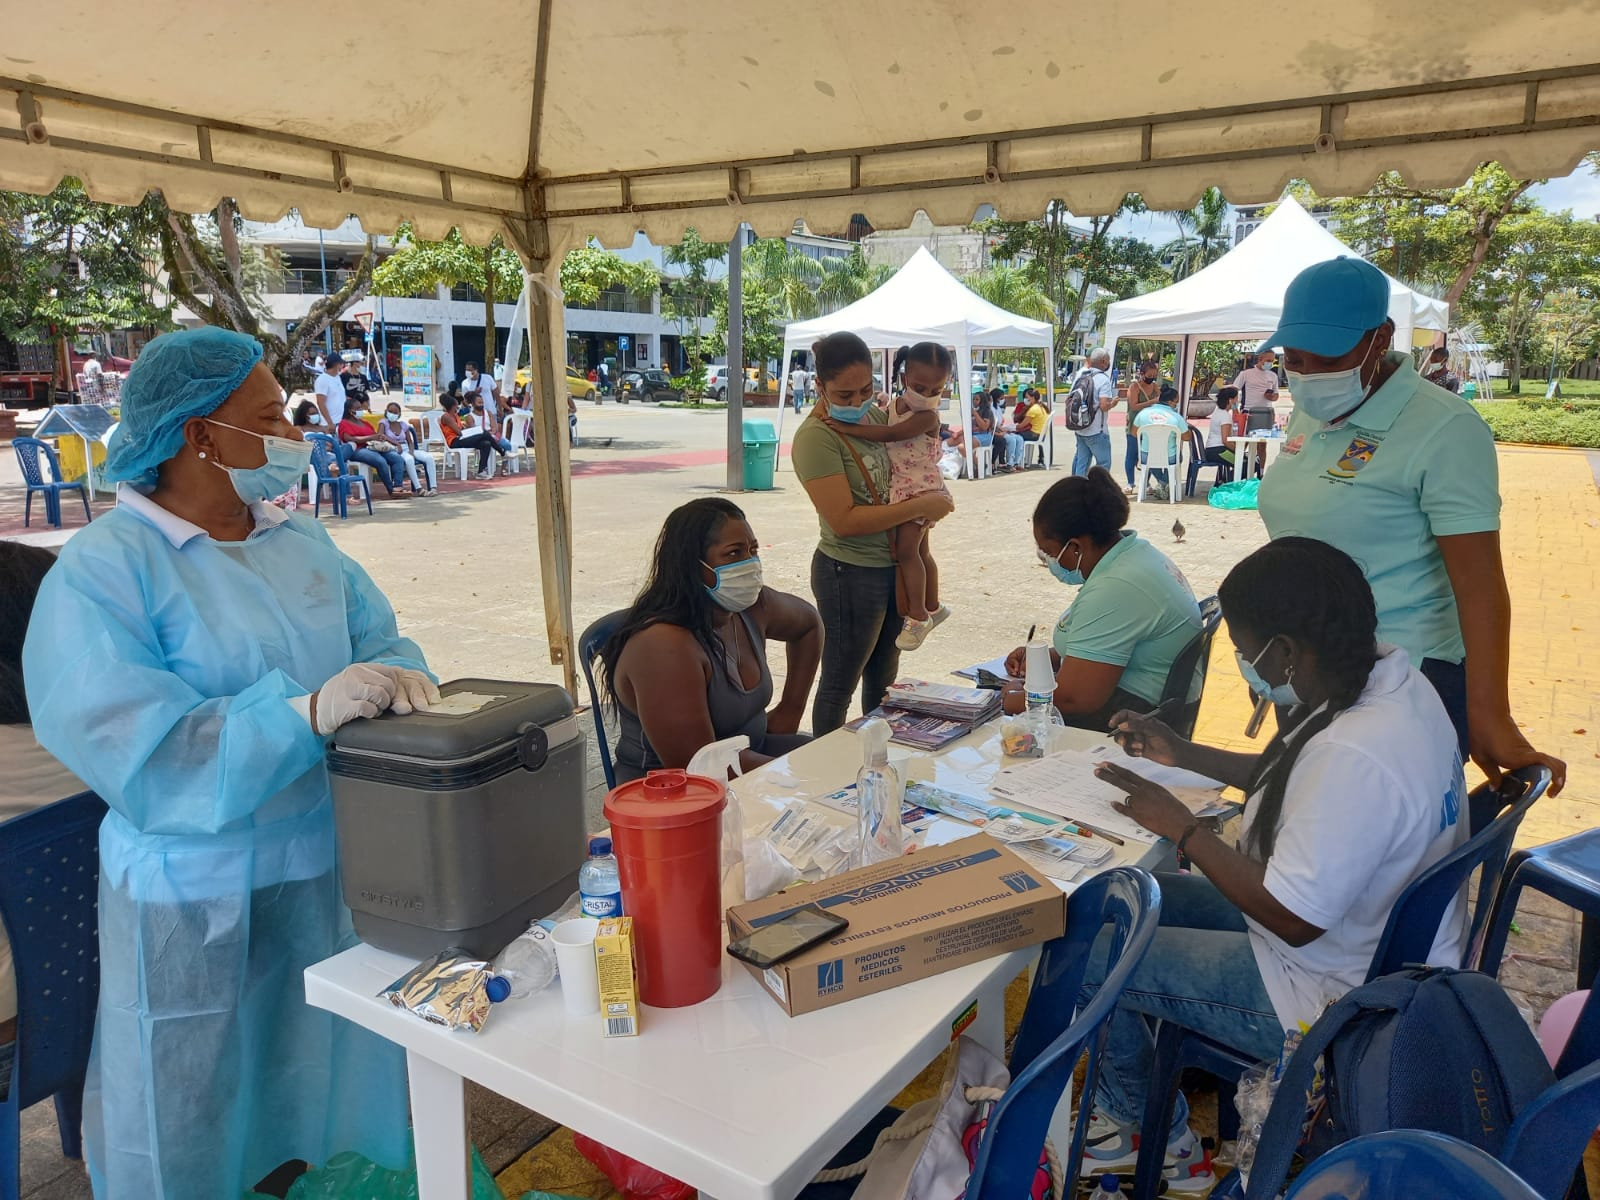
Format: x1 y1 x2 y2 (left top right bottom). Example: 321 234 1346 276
896 616 932 651
475 471 491 481
1150 481 1170 500
1079 1112 1215 1195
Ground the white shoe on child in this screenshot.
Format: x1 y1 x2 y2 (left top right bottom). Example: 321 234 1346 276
895 604 951 652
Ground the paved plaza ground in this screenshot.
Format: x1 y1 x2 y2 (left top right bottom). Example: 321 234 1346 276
5 402 1599 1197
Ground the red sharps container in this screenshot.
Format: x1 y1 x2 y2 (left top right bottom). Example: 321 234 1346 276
603 769 727 1007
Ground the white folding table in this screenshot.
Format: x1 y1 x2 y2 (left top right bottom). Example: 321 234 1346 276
305 722 1172 1200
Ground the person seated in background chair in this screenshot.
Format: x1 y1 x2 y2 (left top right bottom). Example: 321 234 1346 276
990 391 1026 472
1074 537 1467 1191
379 401 437 496
1199 386 1239 479
335 400 408 498
440 396 502 480
944 393 994 469
0 543 89 1103
1132 386 1187 499
467 399 514 478
600 498 823 783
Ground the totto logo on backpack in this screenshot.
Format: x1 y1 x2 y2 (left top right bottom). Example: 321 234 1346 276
1065 369 1102 431
1243 967 1555 1199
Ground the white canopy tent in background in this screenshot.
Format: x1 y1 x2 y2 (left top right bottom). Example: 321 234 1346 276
777 248 1054 474
3 1 1598 688
1104 196 1452 404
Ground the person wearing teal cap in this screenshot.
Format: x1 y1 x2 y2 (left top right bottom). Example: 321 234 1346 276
1256 257 1565 795
23 326 441 1197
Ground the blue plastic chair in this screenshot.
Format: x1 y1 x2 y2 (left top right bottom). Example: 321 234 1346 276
802 869 1162 1200
1132 766 1551 1200
0 792 107 1199
304 432 371 518
1480 826 1600 990
11 438 91 530
578 610 628 789
1284 1131 1542 1200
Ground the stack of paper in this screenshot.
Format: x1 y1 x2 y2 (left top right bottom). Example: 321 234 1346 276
881 679 1005 724
844 708 976 751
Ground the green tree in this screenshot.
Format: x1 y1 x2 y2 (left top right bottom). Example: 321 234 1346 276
980 196 1157 352
1295 164 1538 307
158 196 368 391
1538 289 1600 382
1462 209 1600 392
1160 187 1231 280
0 180 173 385
663 228 726 398
745 238 822 323
817 248 893 312
372 225 523 369
965 264 1053 387
711 276 783 388
558 244 661 308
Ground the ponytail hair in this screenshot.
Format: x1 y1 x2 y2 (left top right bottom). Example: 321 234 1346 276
1219 537 1379 860
892 342 953 392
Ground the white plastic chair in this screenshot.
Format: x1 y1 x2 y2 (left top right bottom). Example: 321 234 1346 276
503 411 534 474
972 441 993 479
1022 439 1047 469
421 409 473 481
1135 424 1185 505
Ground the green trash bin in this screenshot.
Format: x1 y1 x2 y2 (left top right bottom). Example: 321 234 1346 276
1461 381 1478 399
742 418 778 490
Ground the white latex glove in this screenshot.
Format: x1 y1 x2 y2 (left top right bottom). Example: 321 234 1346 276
372 666 441 715
312 663 402 735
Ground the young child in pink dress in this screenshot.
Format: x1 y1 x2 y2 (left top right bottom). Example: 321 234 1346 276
825 342 954 651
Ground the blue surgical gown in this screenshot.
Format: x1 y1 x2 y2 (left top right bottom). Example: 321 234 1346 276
22 498 427 1199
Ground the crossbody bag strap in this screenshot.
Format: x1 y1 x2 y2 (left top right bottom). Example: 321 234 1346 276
833 428 898 564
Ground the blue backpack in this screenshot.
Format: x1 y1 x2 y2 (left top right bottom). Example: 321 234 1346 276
1244 967 1556 1199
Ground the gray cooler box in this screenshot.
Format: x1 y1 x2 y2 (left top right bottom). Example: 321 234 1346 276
327 678 585 958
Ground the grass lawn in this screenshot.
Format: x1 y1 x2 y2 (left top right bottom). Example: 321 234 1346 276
1483 377 1600 399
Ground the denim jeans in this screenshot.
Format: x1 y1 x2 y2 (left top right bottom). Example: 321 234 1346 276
346 447 400 493
1124 430 1141 487
1078 873 1283 1124
1073 430 1113 476
810 550 901 734
996 432 1024 466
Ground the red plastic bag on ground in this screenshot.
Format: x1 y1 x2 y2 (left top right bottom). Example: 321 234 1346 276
572 1133 694 1200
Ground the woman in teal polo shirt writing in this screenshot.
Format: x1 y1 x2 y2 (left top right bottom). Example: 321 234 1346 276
1257 256 1565 794
1002 468 1202 729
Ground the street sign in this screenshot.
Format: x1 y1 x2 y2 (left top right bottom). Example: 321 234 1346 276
619 335 630 351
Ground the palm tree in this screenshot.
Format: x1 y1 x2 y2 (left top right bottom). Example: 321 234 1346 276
1161 187 1231 280
817 248 894 312
743 238 822 321
965 265 1054 387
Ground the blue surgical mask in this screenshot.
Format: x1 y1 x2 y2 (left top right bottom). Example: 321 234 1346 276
826 401 870 424
1285 341 1378 422
1235 639 1301 707
703 556 763 612
1039 542 1084 587
207 420 314 503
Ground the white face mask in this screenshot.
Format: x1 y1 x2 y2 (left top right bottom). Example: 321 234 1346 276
703 557 763 612
1286 339 1378 423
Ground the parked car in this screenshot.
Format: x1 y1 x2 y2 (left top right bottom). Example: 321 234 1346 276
703 364 760 401
619 368 683 403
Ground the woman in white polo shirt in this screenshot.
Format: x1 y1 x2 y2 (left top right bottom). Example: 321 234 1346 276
1256 256 1564 795
1073 537 1469 1192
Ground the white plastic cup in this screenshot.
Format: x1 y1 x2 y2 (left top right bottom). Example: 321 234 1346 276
552 917 601 1017
1024 642 1054 695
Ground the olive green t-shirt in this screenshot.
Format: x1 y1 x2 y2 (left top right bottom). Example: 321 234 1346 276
791 409 894 568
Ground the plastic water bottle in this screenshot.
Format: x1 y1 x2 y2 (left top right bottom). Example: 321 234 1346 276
854 717 904 868
579 836 624 918
486 923 558 1002
1097 1174 1121 1196
1024 642 1060 755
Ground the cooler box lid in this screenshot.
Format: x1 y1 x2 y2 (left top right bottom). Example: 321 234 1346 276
329 677 575 763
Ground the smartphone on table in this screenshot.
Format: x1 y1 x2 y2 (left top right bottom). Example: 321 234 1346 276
727 904 849 970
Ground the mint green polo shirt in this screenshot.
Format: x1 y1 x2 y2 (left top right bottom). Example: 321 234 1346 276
1258 353 1500 666
1052 531 1203 704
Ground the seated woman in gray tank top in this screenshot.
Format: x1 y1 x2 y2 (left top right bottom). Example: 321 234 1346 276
602 498 824 782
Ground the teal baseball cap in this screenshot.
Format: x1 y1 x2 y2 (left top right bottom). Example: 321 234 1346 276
1259 257 1391 357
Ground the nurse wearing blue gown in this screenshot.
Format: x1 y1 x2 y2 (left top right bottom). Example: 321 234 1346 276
22 328 440 1199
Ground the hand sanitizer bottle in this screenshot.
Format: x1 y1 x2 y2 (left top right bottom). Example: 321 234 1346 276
854 717 904 867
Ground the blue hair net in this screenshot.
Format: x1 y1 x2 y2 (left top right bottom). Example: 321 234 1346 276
105 327 264 482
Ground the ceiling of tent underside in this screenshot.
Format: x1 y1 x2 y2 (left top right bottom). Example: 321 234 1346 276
2 0 1599 249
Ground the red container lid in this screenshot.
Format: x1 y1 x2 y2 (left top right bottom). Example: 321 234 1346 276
604 769 727 830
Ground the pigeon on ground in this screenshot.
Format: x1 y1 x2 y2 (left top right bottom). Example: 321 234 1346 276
1172 517 1186 543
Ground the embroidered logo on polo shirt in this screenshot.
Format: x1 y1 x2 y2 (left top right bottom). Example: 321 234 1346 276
1328 435 1381 479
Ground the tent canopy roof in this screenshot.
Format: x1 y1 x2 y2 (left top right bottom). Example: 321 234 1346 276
784 248 1050 351
1103 196 1451 347
2 1 1598 251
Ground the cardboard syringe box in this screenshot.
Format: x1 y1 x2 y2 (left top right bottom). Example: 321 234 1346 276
726 834 1066 1016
